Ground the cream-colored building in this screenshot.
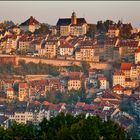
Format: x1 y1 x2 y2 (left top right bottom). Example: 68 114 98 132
121 62 132 79
44 40 60 58
6 87 14 99
75 41 99 62
135 47 140 64
57 12 88 36
98 76 109 90
20 16 40 33
113 71 125 87
59 42 74 56
18 38 32 52
68 78 82 91
14 109 50 124
60 25 71 36
130 66 138 80
18 83 28 101
14 111 32 124
70 24 87 36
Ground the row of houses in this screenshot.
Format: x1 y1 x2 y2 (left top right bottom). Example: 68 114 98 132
0 90 134 132
1 33 140 64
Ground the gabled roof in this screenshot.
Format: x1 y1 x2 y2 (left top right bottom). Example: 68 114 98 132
0 116 8 124
59 43 74 48
20 16 40 26
113 84 124 90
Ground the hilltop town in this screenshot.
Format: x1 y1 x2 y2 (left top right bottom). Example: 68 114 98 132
0 12 140 139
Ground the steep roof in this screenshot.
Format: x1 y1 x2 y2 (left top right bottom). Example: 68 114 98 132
20 16 40 26
113 84 124 90
56 18 87 26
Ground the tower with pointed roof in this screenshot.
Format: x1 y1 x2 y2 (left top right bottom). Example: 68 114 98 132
71 11 77 25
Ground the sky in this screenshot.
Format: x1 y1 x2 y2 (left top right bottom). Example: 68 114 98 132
0 1 140 28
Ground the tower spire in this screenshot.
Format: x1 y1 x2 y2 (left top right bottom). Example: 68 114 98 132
71 11 77 25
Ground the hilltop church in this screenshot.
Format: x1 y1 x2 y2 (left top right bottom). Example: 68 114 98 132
56 12 88 36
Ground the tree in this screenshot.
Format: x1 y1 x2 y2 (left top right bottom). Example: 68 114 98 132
0 113 128 140
81 61 90 76
55 91 63 103
97 21 107 33
68 65 82 72
34 23 50 35
86 27 95 38
39 113 127 140
104 20 114 31
25 30 32 35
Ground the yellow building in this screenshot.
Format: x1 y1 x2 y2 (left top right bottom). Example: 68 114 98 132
121 62 132 78
67 72 83 91
113 71 125 87
59 42 74 56
7 87 14 99
60 25 71 36
124 78 138 88
68 78 82 91
18 83 28 101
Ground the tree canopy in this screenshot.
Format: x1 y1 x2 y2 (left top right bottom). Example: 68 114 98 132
0 61 60 76
0 113 128 140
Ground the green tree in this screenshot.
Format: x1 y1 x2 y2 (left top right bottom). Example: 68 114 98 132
81 61 90 76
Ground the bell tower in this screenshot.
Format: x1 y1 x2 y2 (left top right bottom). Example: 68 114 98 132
71 11 77 25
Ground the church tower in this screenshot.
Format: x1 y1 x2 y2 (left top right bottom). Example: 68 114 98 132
71 11 77 25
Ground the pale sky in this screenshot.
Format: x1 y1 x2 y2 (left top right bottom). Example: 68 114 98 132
0 1 140 28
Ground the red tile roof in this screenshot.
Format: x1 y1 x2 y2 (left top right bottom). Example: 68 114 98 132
76 102 85 107
59 42 74 48
113 84 124 90
98 76 107 81
114 71 125 75
43 101 51 106
121 62 132 70
7 87 14 92
135 47 140 53
19 83 28 89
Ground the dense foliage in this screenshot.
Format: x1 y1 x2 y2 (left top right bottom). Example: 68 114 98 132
0 113 127 140
45 90 85 104
0 60 60 76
